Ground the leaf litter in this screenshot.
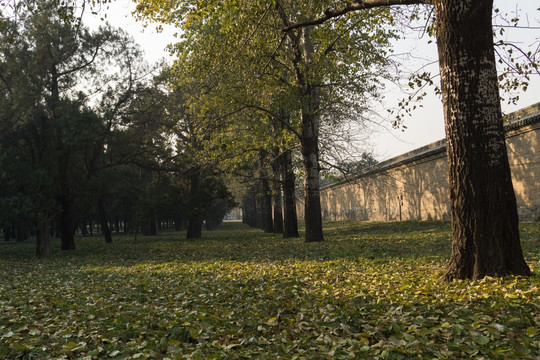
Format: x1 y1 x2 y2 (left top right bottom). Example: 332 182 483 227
0 221 538 359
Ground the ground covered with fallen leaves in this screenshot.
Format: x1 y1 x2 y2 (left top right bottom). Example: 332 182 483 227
1 221 539 359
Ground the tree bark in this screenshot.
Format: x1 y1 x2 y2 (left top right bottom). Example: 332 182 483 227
298 27 324 242
186 169 203 239
254 182 264 230
271 156 284 234
435 0 530 280
301 131 324 242
281 149 299 238
36 217 50 256
59 195 76 250
277 5 324 242
261 176 274 233
98 196 113 243
242 187 257 228
279 0 531 278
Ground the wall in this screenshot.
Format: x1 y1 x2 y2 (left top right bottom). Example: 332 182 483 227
300 103 540 222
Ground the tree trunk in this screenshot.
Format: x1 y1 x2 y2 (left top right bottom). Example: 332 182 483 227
242 187 257 228
299 28 324 242
271 157 284 234
142 214 157 236
80 220 89 236
174 217 183 231
261 176 274 233
435 0 530 280
186 170 202 239
36 217 50 256
186 213 202 238
98 196 113 243
281 149 299 238
301 131 324 242
59 195 76 250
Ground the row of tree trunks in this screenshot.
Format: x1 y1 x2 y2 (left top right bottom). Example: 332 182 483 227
141 214 158 236
241 148 299 238
1 224 31 242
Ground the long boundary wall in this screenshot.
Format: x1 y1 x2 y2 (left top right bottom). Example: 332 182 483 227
305 103 540 222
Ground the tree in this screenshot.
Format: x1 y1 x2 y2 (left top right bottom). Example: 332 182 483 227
285 0 532 279
153 68 238 239
435 0 530 280
0 6 150 253
134 0 396 242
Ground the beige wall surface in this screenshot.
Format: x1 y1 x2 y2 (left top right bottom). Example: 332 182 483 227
298 106 540 222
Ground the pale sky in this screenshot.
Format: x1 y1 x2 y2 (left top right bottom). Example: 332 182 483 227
83 1 539 161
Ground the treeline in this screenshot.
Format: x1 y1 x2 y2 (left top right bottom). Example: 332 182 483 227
1 0 536 280
129 0 535 280
0 7 236 254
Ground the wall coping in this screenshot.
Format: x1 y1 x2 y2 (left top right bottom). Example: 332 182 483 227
322 102 540 191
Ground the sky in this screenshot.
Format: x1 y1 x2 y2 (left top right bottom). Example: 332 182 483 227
83 1 539 161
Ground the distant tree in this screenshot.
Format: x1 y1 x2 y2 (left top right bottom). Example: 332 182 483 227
330 152 379 181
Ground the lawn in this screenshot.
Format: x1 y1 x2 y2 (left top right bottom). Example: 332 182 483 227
0 221 539 359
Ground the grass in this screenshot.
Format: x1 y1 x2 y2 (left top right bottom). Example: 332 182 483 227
0 221 538 359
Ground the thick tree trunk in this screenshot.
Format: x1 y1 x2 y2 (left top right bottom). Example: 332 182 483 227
281 149 299 238
98 196 113 243
261 176 274 233
186 170 202 239
272 190 284 234
242 187 258 228
186 213 202 238
271 157 284 234
298 27 323 242
254 182 265 230
435 0 530 280
151 214 157 235
301 131 324 242
59 195 76 250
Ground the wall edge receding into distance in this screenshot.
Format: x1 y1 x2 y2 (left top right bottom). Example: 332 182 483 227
309 102 540 222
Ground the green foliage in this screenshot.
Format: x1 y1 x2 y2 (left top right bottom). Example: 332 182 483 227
1 221 538 359
134 0 398 176
0 5 151 244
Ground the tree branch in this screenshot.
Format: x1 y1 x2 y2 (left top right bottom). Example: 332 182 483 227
283 0 429 32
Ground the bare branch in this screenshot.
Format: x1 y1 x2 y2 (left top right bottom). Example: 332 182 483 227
283 0 430 32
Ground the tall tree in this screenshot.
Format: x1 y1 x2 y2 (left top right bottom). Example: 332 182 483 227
435 0 530 280
284 0 532 279
134 0 395 242
0 6 150 253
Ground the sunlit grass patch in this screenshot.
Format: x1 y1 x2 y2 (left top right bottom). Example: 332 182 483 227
0 221 538 359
